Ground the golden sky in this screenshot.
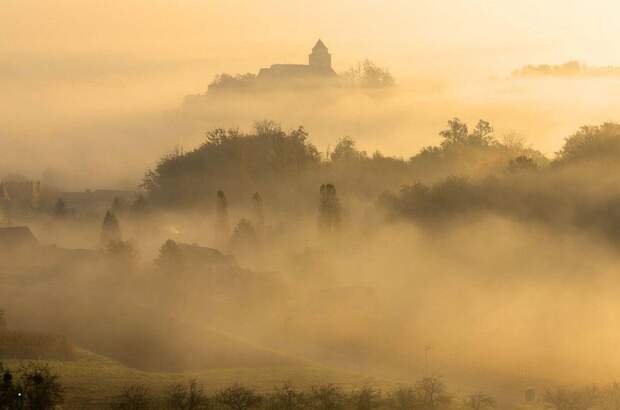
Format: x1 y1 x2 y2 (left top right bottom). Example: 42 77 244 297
3 0 620 187
3 0 619 74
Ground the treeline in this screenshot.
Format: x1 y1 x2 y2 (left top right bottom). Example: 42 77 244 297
141 119 539 211
110 380 620 410
513 60 620 78
109 377 481 410
382 122 620 240
4 361 620 410
142 118 620 241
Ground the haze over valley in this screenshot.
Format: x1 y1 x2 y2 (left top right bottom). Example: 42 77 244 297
2 1 620 409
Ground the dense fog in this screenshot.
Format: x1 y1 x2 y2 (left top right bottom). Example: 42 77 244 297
3 1 620 408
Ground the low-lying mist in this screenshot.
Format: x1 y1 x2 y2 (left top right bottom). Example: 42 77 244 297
4 69 620 190
4 58 620 408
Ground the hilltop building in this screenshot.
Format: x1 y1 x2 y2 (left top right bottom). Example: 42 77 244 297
203 39 339 95
257 39 337 81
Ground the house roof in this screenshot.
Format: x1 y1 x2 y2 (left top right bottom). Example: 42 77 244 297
0 226 38 250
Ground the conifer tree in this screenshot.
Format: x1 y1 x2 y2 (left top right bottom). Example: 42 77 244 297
318 184 341 234
156 239 184 273
229 218 258 255
53 198 67 219
101 210 122 247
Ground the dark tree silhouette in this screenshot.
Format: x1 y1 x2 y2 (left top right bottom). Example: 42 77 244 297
156 239 184 273
266 383 308 410
229 218 258 256
506 155 538 173
111 384 151 410
309 384 345 410
439 118 495 148
165 380 206 410
330 137 364 163
101 210 122 247
141 124 321 207
0 364 18 409
351 385 381 410
544 387 597 410
387 386 417 410
464 392 496 410
342 60 395 88
413 377 451 410
52 198 67 219
319 184 341 234
215 385 262 410
555 122 620 164
17 363 64 410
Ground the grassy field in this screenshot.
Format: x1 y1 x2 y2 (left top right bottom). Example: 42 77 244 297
3 348 389 409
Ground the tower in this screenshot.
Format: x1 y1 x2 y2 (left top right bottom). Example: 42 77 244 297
309 39 332 70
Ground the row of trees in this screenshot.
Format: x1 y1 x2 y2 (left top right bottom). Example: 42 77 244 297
99 180 343 272
2 361 618 410
139 118 545 210
110 377 491 410
136 118 620 241
51 194 149 220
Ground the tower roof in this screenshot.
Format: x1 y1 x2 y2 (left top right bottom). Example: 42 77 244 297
312 39 328 52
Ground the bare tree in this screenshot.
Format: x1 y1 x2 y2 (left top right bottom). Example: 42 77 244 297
387 386 417 410
413 377 451 410
266 383 307 410
351 385 381 410
544 386 597 410
215 385 262 410
464 392 496 410
166 380 207 410
308 384 345 410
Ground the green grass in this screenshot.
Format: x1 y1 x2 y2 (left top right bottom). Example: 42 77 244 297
4 348 389 409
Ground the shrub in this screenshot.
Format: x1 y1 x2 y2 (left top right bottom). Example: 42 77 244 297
17 362 64 410
111 384 152 410
165 380 207 410
308 384 345 410
266 383 307 410
351 385 381 410
215 385 262 410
